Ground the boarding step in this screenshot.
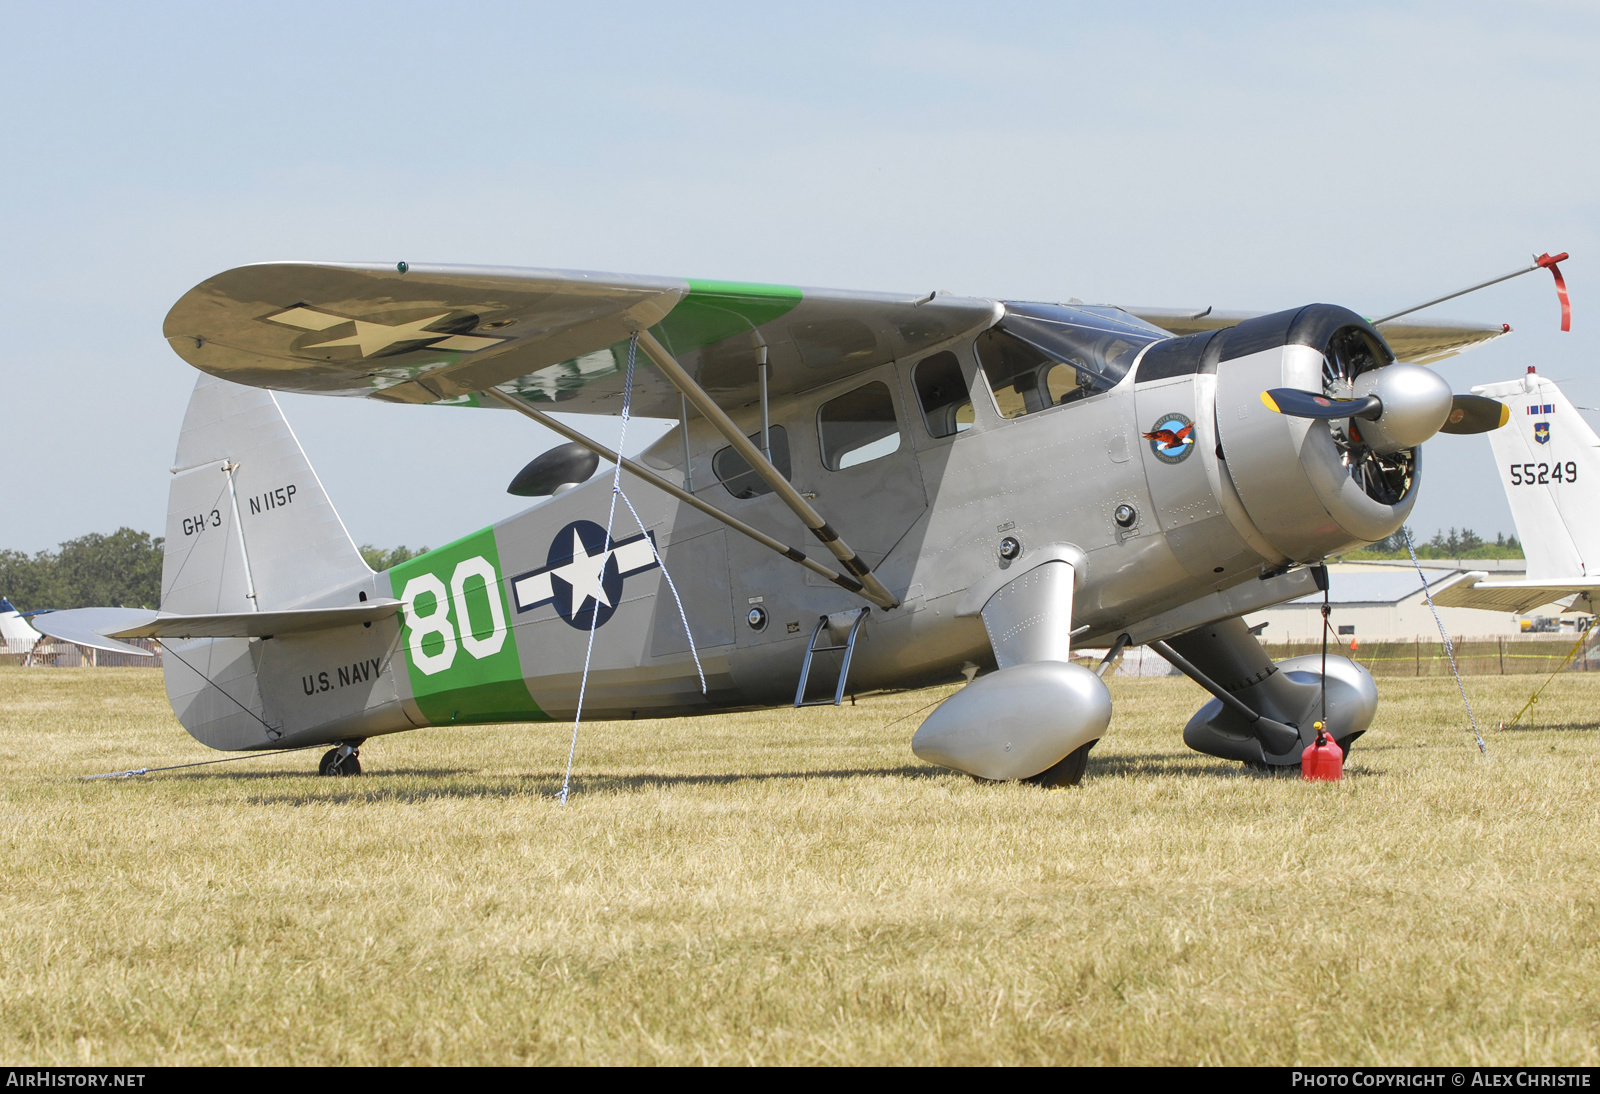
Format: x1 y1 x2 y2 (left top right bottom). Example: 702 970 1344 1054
794 608 869 707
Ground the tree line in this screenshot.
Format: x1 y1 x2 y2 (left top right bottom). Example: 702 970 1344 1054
0 529 165 612
0 531 430 614
1346 527 1523 560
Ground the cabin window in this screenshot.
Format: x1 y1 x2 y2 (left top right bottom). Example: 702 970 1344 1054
912 351 974 439
818 382 901 471
712 425 791 500
976 302 1164 419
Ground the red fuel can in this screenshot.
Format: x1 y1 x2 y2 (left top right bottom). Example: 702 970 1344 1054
1301 722 1344 782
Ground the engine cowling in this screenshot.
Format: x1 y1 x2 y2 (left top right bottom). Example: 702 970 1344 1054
1210 305 1420 562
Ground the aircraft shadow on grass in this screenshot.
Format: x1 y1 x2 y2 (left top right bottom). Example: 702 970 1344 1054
225 763 947 806
191 755 1334 805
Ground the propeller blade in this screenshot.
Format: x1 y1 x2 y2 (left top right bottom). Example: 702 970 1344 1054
1438 394 1510 435
1260 389 1383 421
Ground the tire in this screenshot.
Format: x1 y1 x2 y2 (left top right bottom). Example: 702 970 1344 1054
1027 740 1096 788
318 748 361 776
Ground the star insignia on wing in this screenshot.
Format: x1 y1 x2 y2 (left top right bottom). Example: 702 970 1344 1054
266 306 504 357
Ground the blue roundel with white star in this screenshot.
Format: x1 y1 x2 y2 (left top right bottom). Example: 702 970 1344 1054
508 520 660 631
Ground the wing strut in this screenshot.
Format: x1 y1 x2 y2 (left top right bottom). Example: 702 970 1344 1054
633 330 901 610
481 388 872 601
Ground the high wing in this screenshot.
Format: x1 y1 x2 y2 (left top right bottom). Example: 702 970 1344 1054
1123 307 1508 365
165 263 1509 416
1429 573 1593 615
165 262 998 417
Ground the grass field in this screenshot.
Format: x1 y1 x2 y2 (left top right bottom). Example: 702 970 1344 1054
2 665 1598 1066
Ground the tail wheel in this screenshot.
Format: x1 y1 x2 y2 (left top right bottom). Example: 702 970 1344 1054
1027 739 1097 789
318 747 362 776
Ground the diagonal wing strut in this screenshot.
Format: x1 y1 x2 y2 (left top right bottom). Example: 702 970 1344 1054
482 388 874 602
633 330 901 610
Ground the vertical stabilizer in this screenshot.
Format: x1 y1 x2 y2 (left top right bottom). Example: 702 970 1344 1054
1475 370 1600 580
0 598 43 652
165 374 370 612
162 374 373 749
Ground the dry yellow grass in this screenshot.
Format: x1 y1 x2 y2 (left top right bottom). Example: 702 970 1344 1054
1 665 1598 1066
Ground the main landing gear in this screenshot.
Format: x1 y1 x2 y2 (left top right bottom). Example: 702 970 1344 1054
1025 740 1097 788
318 740 364 776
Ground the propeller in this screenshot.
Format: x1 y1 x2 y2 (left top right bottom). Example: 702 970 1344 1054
1262 388 1508 436
1263 358 1508 448
1438 393 1511 435
1261 389 1381 421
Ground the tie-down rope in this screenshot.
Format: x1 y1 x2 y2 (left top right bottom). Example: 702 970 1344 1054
559 332 706 805
1404 528 1488 756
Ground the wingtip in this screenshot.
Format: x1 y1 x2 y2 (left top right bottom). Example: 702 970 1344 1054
1260 391 1281 413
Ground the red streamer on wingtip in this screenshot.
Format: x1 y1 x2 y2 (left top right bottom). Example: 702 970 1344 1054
1536 252 1571 332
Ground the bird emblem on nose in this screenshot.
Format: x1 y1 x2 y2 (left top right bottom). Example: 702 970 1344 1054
1142 414 1197 463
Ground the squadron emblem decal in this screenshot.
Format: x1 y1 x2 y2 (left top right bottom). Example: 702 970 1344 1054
1143 413 1196 464
1534 421 1551 445
510 520 660 631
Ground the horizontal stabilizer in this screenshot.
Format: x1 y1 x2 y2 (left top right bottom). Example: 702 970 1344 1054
1429 572 1593 615
31 608 158 655
32 600 400 652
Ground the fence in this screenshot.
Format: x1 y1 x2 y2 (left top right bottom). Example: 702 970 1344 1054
1 637 163 668
1261 635 1594 677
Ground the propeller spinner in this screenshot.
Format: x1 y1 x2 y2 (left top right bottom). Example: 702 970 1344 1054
1262 362 1508 454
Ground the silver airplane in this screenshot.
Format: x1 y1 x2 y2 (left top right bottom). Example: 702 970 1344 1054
36 262 1508 782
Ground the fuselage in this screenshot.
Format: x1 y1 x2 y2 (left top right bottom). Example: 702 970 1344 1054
174 300 1418 751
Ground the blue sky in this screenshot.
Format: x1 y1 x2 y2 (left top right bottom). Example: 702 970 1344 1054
3 1 1595 553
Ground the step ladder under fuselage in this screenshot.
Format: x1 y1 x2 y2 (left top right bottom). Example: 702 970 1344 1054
794 608 869 707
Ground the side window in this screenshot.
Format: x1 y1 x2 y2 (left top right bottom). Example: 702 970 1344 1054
912 351 974 439
974 304 1158 419
713 426 791 500
976 326 1070 419
818 382 901 471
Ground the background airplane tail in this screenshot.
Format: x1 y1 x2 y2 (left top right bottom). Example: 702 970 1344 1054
1476 370 1600 580
161 374 373 749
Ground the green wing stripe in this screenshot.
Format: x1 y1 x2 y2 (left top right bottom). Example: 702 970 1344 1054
652 279 803 355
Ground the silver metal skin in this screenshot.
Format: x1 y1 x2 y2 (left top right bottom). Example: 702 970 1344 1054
1215 345 1420 559
911 661 1113 781
481 387 864 594
634 330 900 611
977 558 1078 667
88 267 1506 782
912 556 1113 777
1351 362 1455 455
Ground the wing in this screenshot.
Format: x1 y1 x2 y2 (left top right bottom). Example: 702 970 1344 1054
1122 307 1508 365
1428 572 1594 615
165 263 998 418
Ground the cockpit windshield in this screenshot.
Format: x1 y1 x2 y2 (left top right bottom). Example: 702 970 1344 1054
976 302 1167 419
